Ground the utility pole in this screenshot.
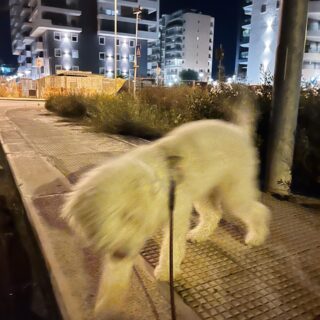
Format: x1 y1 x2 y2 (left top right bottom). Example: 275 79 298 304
265 0 309 195
114 0 118 94
133 6 142 99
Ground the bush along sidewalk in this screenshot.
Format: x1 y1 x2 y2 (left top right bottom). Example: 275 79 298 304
45 84 320 198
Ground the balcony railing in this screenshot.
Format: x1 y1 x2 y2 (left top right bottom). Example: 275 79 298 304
41 0 79 10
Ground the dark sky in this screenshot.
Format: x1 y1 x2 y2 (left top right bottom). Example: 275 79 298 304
0 0 241 76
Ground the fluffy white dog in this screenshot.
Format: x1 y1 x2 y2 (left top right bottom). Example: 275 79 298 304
61 119 271 315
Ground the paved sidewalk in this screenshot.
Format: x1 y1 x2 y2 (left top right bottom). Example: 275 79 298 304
1 100 320 320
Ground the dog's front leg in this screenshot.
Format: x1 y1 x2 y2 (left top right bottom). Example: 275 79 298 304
154 196 192 282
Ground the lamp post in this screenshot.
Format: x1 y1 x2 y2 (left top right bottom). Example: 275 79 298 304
133 6 142 99
114 0 118 94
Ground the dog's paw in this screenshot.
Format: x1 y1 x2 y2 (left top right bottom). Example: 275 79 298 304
245 232 267 247
154 265 181 282
187 228 212 243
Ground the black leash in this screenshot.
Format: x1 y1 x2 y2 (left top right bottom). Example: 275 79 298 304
168 178 177 320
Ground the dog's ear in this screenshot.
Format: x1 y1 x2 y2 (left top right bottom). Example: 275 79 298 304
166 155 184 184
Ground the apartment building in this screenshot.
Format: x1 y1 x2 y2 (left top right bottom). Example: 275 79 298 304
234 0 252 80
9 0 159 79
241 0 320 84
148 9 214 85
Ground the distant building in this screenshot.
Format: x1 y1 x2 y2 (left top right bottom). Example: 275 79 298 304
148 9 214 85
234 0 252 81
240 0 320 84
9 0 159 79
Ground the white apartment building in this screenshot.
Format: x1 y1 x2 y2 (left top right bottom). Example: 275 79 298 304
148 10 214 85
10 0 159 79
245 0 320 84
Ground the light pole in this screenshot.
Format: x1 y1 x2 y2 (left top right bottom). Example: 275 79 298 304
133 6 142 99
114 0 118 94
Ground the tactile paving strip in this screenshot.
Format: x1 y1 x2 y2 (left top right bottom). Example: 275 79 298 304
141 195 320 320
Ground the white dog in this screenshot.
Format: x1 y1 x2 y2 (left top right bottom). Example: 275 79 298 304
61 119 271 315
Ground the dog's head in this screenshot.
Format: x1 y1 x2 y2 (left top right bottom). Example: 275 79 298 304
62 157 168 258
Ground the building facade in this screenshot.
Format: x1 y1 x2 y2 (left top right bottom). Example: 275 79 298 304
9 0 159 79
241 0 320 84
234 0 252 81
148 10 214 85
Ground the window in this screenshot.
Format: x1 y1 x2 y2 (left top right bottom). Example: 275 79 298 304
99 36 105 45
116 54 120 61
99 52 105 60
54 48 61 57
54 32 61 41
276 0 280 9
40 66 44 73
72 66 79 71
261 4 267 13
72 50 79 58
99 67 105 74
55 65 62 71
130 40 134 47
116 39 120 46
196 36 199 41
129 54 134 62
71 34 78 42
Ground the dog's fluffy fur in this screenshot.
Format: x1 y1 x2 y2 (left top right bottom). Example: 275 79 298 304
61 119 271 315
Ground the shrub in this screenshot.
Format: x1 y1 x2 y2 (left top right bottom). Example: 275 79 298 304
46 94 91 118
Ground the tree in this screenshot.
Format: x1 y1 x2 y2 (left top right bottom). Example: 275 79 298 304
179 69 199 81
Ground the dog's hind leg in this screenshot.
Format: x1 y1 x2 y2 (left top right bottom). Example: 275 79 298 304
187 191 223 243
220 178 271 247
94 254 135 317
154 194 193 281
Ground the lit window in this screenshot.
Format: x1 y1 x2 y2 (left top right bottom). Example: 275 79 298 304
196 36 199 41
72 50 79 58
99 67 105 74
71 34 78 42
99 52 105 60
72 66 79 71
99 37 105 45
106 9 112 15
54 32 61 41
54 48 61 57
129 54 134 61
261 4 267 13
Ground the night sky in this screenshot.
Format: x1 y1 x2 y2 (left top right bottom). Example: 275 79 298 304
0 0 241 76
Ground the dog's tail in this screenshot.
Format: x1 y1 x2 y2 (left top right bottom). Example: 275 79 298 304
230 93 257 139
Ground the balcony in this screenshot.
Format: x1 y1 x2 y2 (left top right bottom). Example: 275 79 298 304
98 19 157 40
41 0 80 10
30 17 82 37
307 29 320 41
165 44 182 52
243 4 252 15
21 6 32 16
18 54 26 63
304 52 320 63
308 1 320 20
34 41 44 51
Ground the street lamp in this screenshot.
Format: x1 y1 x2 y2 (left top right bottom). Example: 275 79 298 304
133 6 142 99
